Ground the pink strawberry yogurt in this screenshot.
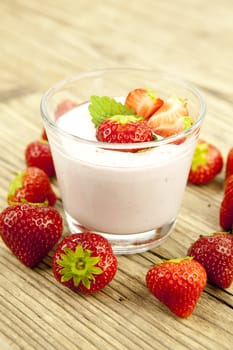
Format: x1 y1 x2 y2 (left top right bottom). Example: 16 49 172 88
50 102 196 235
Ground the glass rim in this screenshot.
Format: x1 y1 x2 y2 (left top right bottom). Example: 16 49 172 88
40 68 206 150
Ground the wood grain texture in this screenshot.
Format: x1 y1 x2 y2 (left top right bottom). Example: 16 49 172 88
0 0 233 349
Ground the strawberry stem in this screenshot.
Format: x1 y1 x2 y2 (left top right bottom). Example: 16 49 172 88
183 116 194 130
56 245 103 289
165 256 194 264
146 88 157 100
109 114 142 124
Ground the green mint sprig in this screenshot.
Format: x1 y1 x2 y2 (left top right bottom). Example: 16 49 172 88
88 95 136 127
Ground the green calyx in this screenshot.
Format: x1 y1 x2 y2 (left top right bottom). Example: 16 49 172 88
146 88 157 100
153 256 193 268
109 114 142 124
8 171 24 198
57 245 103 289
191 142 208 171
183 116 194 130
164 256 194 264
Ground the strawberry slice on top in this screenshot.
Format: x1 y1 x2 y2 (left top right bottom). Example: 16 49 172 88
147 96 193 137
125 88 164 119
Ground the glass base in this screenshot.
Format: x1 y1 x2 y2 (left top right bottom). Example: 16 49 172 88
65 212 176 254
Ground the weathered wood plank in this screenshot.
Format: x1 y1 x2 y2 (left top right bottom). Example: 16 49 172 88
0 0 233 349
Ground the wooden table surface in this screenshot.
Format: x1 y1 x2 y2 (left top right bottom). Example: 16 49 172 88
0 0 233 349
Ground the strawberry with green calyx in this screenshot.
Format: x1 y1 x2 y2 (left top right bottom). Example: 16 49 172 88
52 232 117 294
188 232 233 289
25 140 56 177
0 203 63 267
226 147 233 179
89 95 136 128
8 167 56 206
188 139 223 185
125 88 164 119
220 174 233 231
146 256 207 318
96 114 154 143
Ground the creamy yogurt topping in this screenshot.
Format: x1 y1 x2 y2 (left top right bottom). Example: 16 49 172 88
56 100 193 168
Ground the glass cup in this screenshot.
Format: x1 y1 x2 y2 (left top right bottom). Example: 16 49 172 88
40 68 206 254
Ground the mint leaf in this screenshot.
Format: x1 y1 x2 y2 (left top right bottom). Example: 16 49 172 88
88 96 135 127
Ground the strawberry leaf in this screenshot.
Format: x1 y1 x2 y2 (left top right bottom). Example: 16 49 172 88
89 95 135 127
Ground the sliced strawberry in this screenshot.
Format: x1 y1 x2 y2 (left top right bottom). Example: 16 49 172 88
125 88 163 119
147 96 191 137
149 114 193 138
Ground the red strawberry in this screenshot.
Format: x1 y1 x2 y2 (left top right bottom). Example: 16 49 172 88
54 99 78 119
25 140 56 177
125 88 163 119
8 167 56 206
147 96 193 137
226 147 233 179
41 99 77 141
52 232 117 294
96 115 154 143
0 204 63 267
146 257 207 318
41 128 48 141
188 232 233 289
188 139 223 185
220 174 233 231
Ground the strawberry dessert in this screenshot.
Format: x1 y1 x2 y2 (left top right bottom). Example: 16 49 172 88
41 71 206 253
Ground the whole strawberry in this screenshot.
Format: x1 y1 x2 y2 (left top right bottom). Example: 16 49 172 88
96 115 153 143
52 232 117 294
220 174 233 231
226 147 233 179
188 232 233 288
41 99 77 141
54 99 78 119
146 257 207 318
0 204 63 267
25 140 56 177
8 167 56 206
188 139 223 185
